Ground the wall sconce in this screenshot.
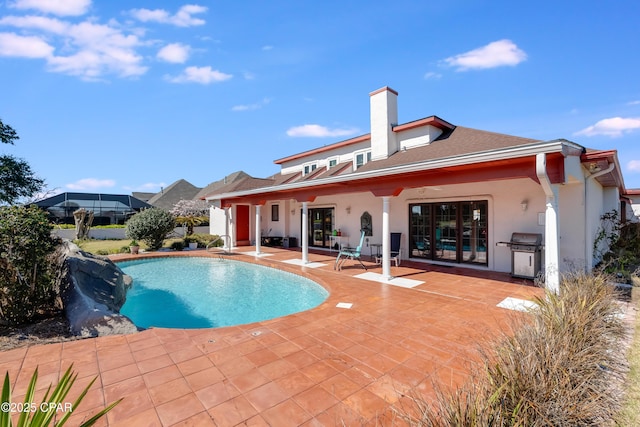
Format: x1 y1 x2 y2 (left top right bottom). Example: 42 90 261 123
346 206 351 214
290 209 295 216
521 200 528 211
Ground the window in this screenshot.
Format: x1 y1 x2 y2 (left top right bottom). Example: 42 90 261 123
327 157 338 169
303 163 317 176
271 204 279 221
354 150 371 169
409 200 488 265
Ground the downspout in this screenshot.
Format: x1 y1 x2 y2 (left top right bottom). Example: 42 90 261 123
536 153 560 293
585 161 615 269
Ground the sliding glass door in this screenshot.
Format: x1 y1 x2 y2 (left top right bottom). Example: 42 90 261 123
409 200 488 266
307 208 334 248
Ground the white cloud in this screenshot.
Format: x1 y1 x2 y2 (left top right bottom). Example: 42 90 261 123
574 117 640 137
0 14 147 80
628 160 640 172
166 66 232 84
157 42 190 63
9 0 91 16
286 124 359 138
262 45 273 51
443 39 527 71
0 15 69 34
130 5 207 27
628 100 640 106
0 32 53 57
232 98 271 112
66 178 116 191
423 71 441 80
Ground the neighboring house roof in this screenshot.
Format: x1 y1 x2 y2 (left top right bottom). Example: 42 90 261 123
131 192 156 202
201 176 276 200
195 171 251 200
147 179 201 210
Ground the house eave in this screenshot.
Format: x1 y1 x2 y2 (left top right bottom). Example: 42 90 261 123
206 139 581 202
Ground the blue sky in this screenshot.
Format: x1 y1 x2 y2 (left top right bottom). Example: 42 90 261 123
1 0 639 197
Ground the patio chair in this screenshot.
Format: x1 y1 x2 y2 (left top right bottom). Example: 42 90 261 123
390 232 402 266
334 230 367 271
376 232 402 266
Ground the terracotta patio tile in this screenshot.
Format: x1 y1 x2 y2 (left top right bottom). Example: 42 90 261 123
136 354 175 374
244 381 289 412
195 381 240 409
245 347 280 367
168 411 216 426
167 343 204 364
148 377 192 405
183 366 225 391
343 388 390 422
215 354 255 377
208 395 257 426
105 389 154 425
299 360 339 383
310 402 365 427
176 355 214 377
319 373 362 400
257 357 297 380
274 370 315 396
101 362 140 387
260 399 311 427
293 385 340 416
107 407 161 427
228 368 270 393
142 364 182 388
283 350 319 369
104 375 147 403
155 392 205 426
132 344 166 363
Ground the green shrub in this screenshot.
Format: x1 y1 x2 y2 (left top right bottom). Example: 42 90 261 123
409 271 626 426
1 364 121 426
0 205 60 325
125 208 175 251
183 233 219 248
170 240 185 251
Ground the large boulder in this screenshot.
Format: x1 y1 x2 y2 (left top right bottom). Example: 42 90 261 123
56 240 138 337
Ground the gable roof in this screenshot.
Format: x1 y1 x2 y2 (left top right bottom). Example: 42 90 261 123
195 171 251 200
147 179 201 210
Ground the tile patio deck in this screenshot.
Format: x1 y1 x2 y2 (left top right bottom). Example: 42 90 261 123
1 247 544 426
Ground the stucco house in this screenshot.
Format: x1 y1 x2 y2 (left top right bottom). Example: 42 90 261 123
204 86 636 292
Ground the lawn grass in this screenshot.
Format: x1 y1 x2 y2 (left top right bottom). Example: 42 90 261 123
617 286 640 426
75 238 183 254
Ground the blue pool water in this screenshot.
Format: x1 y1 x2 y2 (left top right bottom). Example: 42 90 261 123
118 257 328 329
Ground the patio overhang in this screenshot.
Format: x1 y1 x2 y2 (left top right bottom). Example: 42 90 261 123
216 150 567 206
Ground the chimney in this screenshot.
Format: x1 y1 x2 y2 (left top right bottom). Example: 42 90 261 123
369 86 398 161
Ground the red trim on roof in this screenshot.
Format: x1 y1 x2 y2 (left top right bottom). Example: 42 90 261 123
392 116 455 133
274 134 370 164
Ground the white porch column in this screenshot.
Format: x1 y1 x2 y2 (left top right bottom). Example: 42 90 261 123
536 153 560 294
255 205 262 255
301 201 309 263
545 191 560 293
224 207 230 250
381 196 391 280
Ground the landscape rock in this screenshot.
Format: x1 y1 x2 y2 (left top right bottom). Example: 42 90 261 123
55 240 138 337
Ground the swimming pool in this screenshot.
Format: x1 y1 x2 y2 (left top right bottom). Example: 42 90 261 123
118 257 329 329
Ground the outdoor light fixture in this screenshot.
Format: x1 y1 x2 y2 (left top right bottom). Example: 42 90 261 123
521 200 528 211
346 206 351 214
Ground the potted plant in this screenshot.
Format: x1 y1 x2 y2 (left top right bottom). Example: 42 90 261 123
184 235 199 250
129 240 140 254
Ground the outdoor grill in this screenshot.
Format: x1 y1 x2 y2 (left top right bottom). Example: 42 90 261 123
498 232 543 279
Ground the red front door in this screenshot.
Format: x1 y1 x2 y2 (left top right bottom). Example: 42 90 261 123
236 205 250 242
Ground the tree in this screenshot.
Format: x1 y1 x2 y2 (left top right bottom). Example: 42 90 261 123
0 205 60 324
0 118 45 205
170 199 209 235
125 208 176 250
